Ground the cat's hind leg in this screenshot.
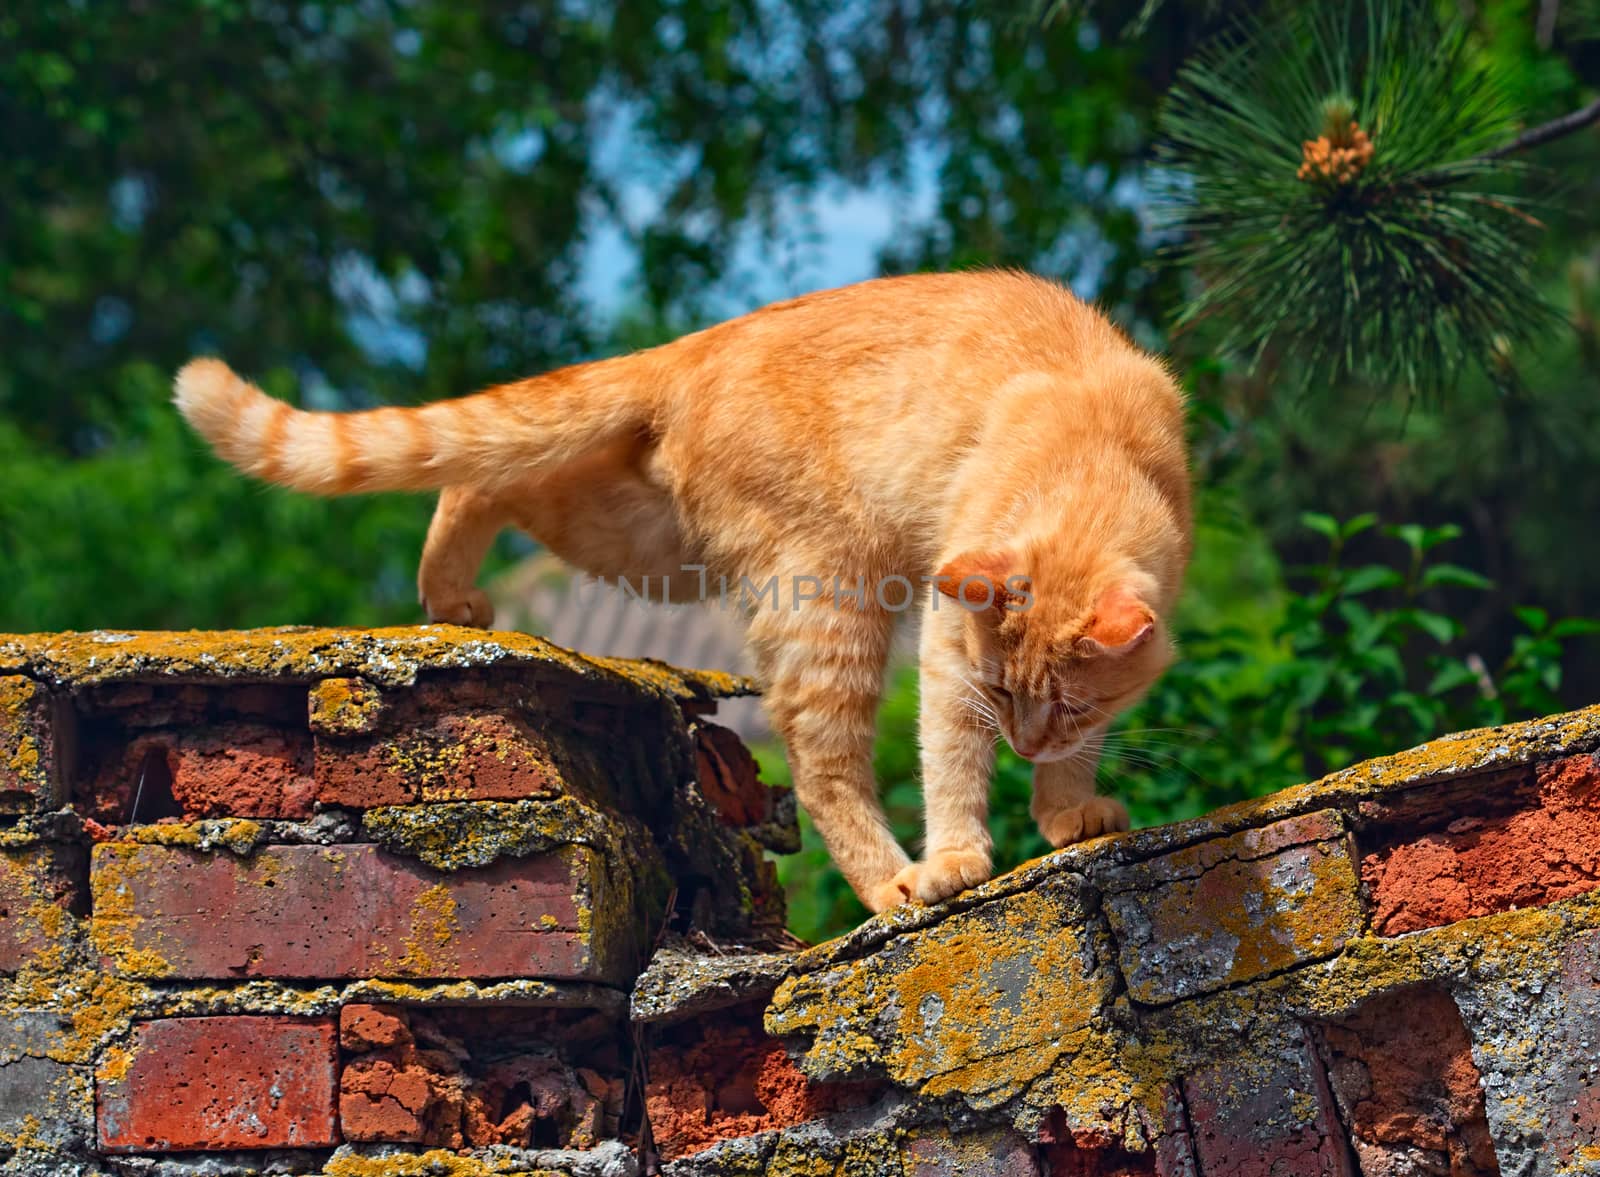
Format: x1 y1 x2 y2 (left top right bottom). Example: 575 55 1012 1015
418 485 505 627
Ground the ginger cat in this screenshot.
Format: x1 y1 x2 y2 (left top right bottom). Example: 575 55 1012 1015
175 270 1191 913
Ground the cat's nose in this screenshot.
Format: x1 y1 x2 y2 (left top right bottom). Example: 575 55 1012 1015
1012 737 1041 760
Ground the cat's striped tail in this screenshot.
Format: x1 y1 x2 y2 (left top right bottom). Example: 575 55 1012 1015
173 357 649 496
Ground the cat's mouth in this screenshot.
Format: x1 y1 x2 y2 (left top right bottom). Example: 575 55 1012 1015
1008 739 1081 764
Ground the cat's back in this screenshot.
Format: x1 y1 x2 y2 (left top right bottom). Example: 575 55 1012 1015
705 268 1119 364
646 270 1179 526
660 269 1138 421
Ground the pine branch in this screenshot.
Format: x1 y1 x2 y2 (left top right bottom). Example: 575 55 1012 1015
1155 0 1557 397
1481 96 1600 160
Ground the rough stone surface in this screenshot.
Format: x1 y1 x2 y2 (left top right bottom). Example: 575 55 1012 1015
0 1011 92 1152
769 873 1112 1110
1447 928 1600 1176
1104 810 1362 1005
0 625 754 701
630 936 793 1025
96 1016 339 1151
91 841 635 983
5 626 1600 1175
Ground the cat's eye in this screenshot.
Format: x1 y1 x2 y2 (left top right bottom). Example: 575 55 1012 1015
990 685 1013 702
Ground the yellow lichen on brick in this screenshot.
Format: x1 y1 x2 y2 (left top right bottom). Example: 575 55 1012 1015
89 842 173 979
1559 1143 1600 1175
362 795 619 872
0 625 755 704
769 885 1109 1103
389 882 462 976
0 1114 49 1153
320 1149 566 1176
308 676 387 734
0 675 43 783
121 818 265 856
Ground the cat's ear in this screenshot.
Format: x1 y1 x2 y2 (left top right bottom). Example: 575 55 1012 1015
1078 585 1155 656
936 550 1022 612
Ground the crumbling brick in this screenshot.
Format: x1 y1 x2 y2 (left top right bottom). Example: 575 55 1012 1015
96 1016 338 1152
1363 752 1600 935
86 724 314 822
90 841 633 982
645 1014 881 1161
337 1004 617 1150
340 1003 413 1052
1316 987 1498 1176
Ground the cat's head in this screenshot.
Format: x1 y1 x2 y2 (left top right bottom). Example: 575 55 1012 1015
936 551 1173 763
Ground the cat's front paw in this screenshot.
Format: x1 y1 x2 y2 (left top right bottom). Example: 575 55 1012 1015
421 588 494 628
1037 796 1129 848
875 849 992 909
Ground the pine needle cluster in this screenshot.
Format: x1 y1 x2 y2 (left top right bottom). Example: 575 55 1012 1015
1156 1 1553 396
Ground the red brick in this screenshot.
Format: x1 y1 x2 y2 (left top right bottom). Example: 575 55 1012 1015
88 725 314 822
0 675 60 812
1549 931 1600 1165
1182 1025 1352 1177
96 1016 338 1151
1363 753 1600 935
91 842 633 983
1105 811 1362 1004
0 842 85 974
315 710 571 807
694 722 772 828
1317 987 1497 1175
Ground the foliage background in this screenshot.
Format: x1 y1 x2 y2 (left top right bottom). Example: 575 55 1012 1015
3 0 1596 940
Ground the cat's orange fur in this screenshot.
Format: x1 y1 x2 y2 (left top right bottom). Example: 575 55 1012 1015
174 270 1191 912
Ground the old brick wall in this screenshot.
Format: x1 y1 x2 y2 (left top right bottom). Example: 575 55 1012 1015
3 627 1599 1176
